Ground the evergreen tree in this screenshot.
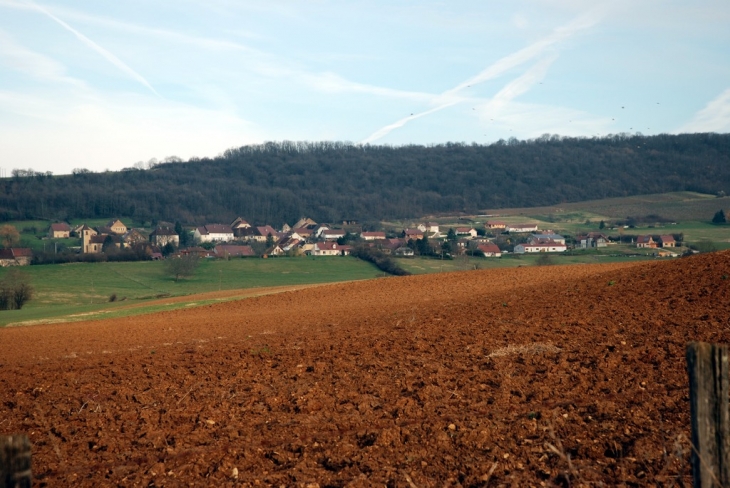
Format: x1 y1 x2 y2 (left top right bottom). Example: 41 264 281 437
712 209 727 224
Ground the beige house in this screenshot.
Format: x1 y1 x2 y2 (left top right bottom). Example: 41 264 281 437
486 221 506 230
106 219 128 235
0 248 32 266
659 235 676 247
48 222 71 239
150 227 180 247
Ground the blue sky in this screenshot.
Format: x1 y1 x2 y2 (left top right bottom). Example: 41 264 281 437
1 0 729 175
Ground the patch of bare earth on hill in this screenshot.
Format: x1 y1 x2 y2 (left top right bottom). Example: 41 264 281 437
1 254 729 485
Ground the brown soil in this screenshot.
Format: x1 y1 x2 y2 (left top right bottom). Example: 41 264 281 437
1 252 729 486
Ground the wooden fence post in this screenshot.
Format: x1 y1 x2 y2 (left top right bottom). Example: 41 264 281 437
0 434 31 488
687 342 730 487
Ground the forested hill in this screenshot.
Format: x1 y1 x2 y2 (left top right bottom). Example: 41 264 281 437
2 133 729 225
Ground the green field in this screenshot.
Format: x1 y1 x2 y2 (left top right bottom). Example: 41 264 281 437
396 248 659 275
2 191 729 326
0 257 381 327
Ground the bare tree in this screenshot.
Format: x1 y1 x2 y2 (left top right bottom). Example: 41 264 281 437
0 269 33 310
0 225 20 248
164 254 200 282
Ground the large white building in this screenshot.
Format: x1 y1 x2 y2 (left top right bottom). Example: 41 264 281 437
193 224 234 243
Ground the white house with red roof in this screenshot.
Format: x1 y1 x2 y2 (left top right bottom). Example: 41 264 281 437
636 235 657 248
320 228 347 241
659 235 676 247
455 227 478 238
477 243 502 257
311 242 352 256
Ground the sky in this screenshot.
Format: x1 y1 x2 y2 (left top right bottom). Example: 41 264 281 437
0 0 729 175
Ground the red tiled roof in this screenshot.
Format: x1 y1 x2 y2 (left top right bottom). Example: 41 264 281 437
50 222 71 232
203 224 233 235
477 243 501 254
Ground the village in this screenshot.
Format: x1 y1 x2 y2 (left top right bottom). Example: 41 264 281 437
0 215 683 267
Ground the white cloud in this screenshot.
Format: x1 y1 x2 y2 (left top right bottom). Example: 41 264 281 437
677 88 730 133
0 91 260 173
0 29 86 88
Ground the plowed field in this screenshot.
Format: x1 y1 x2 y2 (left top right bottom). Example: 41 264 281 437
2 251 730 486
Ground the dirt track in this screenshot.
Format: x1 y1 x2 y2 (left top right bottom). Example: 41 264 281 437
1 252 729 486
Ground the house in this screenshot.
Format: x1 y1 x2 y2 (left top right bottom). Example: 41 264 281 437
105 219 128 235
455 227 478 238
477 243 502 257
486 221 506 230
150 227 180 247
394 247 415 257
636 235 657 248
279 237 303 253
71 224 86 237
311 242 352 256
659 235 676 247
507 223 539 233
320 228 346 241
404 229 425 240
179 247 212 258
231 217 251 231
528 233 566 245
231 218 253 237
194 224 234 243
122 229 147 246
266 245 286 257
292 217 317 230
378 238 405 254
213 244 255 258
360 231 386 241
290 227 314 239
85 234 122 254
417 222 440 235
48 222 71 239
577 232 609 248
514 241 567 253
255 226 279 242
0 248 32 266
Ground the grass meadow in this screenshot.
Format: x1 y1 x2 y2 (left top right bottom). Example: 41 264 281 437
2 191 729 326
0 257 381 327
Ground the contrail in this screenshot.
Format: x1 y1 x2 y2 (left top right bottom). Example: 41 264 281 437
482 53 558 116
23 0 160 96
361 11 601 144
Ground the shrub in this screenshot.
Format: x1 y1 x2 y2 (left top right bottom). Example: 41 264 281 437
351 245 410 276
0 269 33 310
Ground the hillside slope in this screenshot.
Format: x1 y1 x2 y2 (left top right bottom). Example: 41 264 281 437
2 133 729 224
1 252 729 485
